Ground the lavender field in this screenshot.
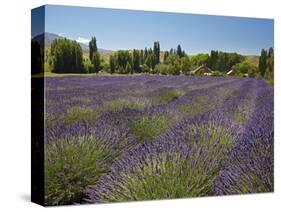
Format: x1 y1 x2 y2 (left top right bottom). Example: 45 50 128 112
44 76 273 205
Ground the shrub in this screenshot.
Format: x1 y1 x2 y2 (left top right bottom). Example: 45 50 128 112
64 107 99 125
83 59 93 74
232 61 257 75
180 95 212 117
45 136 111 205
156 88 182 104
104 98 150 112
140 64 150 73
154 64 169 75
129 115 171 143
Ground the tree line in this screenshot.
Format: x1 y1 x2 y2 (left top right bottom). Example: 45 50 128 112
108 41 161 74
44 37 204 75
49 39 84 73
32 36 273 83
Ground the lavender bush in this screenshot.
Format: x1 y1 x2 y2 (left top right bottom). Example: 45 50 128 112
44 76 273 205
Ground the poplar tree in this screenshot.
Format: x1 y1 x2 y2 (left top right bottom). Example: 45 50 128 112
89 36 101 73
259 49 268 77
153 41 160 64
89 37 97 61
132 49 141 73
109 55 116 74
177 44 183 58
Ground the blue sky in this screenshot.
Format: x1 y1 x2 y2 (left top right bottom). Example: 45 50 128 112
39 5 273 55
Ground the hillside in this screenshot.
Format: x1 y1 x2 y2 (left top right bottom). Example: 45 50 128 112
32 32 112 53
244 55 260 67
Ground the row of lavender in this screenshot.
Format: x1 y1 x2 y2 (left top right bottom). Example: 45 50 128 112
44 76 273 205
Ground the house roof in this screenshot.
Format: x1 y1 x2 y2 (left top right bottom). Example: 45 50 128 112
226 70 234 75
191 64 213 74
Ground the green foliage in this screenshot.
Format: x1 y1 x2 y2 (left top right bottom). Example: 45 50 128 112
130 115 171 143
154 64 169 75
157 87 182 104
163 51 169 63
189 51 244 73
260 47 274 84
89 36 98 61
212 71 225 77
248 69 257 78
109 55 116 74
125 62 133 74
101 61 110 73
187 122 234 146
145 50 157 71
259 49 267 77
153 41 161 64
180 56 191 74
47 36 271 79
97 122 235 203
265 71 274 85
232 61 257 76
206 51 244 72
50 38 84 73
103 153 217 201
139 49 144 64
104 98 150 112
114 50 132 73
190 54 209 70
208 50 219 71
176 44 185 58
140 64 150 73
244 55 259 67
45 112 57 128
220 52 243 72
88 36 102 73
164 54 181 75
91 52 101 73
156 54 190 75
64 107 99 125
45 136 111 205
180 95 212 117
83 59 93 74
132 49 141 73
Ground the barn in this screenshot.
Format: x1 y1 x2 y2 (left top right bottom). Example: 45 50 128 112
191 64 213 76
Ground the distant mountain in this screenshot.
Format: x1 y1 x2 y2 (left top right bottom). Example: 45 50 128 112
31 32 112 53
32 32 63 46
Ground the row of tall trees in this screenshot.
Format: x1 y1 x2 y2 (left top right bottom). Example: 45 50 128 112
46 36 273 83
232 61 257 77
259 47 274 83
194 51 244 72
46 37 250 75
157 46 190 75
107 43 190 75
208 51 243 72
49 39 83 73
89 37 101 73
108 41 161 74
158 51 244 74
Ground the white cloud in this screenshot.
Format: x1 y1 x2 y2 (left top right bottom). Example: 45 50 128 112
76 37 90 44
58 32 66 37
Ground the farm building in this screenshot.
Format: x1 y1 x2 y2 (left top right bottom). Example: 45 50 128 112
226 69 249 77
226 69 235 76
191 65 213 76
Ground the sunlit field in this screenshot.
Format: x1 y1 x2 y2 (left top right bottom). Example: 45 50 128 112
44 76 273 205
